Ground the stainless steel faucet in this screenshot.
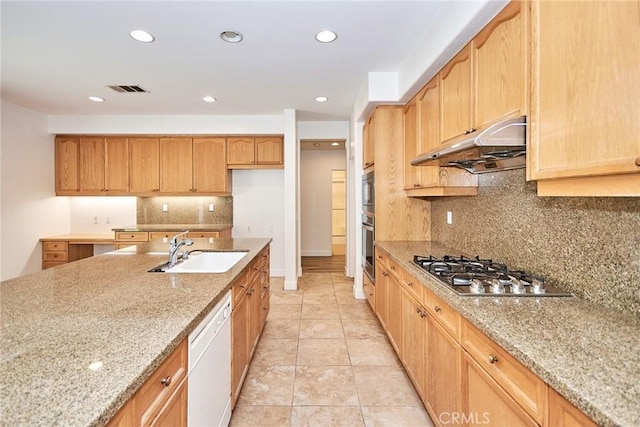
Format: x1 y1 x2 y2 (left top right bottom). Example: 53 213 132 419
168 231 193 268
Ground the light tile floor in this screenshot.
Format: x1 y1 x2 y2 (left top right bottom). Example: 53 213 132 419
230 272 434 427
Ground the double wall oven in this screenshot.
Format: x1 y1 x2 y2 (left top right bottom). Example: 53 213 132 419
362 171 375 282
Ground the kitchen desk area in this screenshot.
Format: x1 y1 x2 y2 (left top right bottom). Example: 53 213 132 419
0 237 270 426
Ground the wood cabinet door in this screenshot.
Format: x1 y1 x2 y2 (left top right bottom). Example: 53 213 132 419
231 292 250 408
255 137 283 165
79 137 105 192
105 138 129 192
385 273 403 355
55 137 80 193
426 317 462 427
363 115 374 169
462 352 537 427
547 387 597 427
374 262 388 329
474 0 526 129
401 288 426 397
227 137 255 165
529 0 640 181
248 275 262 357
416 77 443 187
149 378 187 427
440 43 473 143
129 138 160 193
403 98 420 189
160 138 193 192
193 137 229 193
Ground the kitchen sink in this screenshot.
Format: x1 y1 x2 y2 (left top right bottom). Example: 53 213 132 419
148 250 248 273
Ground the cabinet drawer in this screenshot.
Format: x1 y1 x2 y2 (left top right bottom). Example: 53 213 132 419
149 232 173 242
386 256 401 281
233 271 250 305
400 269 423 302
462 321 547 424
187 231 220 238
115 232 148 242
43 251 68 262
375 250 387 266
43 261 67 270
134 339 187 427
43 241 68 251
423 289 460 340
363 273 376 309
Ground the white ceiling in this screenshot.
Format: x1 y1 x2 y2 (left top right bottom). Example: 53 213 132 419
1 1 487 121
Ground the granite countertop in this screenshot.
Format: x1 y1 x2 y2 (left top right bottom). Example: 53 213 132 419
0 237 271 427
112 223 233 232
376 241 640 427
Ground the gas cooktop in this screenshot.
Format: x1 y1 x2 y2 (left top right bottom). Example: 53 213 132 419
413 255 573 297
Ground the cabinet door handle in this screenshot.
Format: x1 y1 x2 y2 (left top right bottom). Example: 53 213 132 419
407 282 413 287
413 184 421 188
160 376 172 387
382 271 389 277
434 306 442 313
489 354 498 364
635 157 640 166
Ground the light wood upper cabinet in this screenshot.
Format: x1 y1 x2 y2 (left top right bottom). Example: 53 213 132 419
474 0 527 129
160 138 192 192
440 43 474 143
193 137 231 193
227 137 255 165
105 138 129 192
404 78 478 197
363 115 374 170
55 137 80 193
79 137 105 192
256 137 283 165
129 138 160 193
529 0 640 196
227 136 284 169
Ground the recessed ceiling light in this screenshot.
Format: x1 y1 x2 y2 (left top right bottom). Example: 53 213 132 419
316 30 337 43
203 96 217 103
331 142 340 146
129 30 155 43
88 96 105 103
315 96 328 102
220 30 243 43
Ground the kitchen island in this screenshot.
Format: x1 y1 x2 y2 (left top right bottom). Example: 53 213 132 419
376 241 640 427
0 237 271 427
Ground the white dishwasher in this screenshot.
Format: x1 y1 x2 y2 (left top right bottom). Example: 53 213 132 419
188 291 232 427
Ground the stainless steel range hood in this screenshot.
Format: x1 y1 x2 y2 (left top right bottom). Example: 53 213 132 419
410 115 526 174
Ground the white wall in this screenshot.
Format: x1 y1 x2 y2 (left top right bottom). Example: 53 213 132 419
300 150 346 256
232 169 285 277
1 101 70 280
69 197 137 233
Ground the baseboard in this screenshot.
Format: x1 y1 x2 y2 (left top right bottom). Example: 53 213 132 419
353 284 366 300
284 279 298 290
301 250 332 257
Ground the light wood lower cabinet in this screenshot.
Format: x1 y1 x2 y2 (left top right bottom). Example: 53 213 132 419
462 352 537 427
426 309 463 427
363 273 375 310
373 247 595 427
115 229 232 249
231 246 270 408
547 387 597 427
107 339 188 427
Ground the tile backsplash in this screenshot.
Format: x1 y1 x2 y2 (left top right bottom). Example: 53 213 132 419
137 196 233 225
430 169 640 320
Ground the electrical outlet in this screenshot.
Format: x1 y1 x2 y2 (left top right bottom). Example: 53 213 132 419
447 211 453 225
93 216 99 224
162 204 168 212
247 225 251 233
208 203 214 212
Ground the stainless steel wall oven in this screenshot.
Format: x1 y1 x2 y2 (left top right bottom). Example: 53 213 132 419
362 213 375 282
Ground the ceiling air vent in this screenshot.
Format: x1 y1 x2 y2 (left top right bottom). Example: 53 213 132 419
107 85 149 93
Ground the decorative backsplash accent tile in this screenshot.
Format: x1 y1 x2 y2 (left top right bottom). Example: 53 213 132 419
430 169 640 319
137 196 233 225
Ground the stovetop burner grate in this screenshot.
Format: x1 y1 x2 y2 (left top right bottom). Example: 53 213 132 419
412 255 573 297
